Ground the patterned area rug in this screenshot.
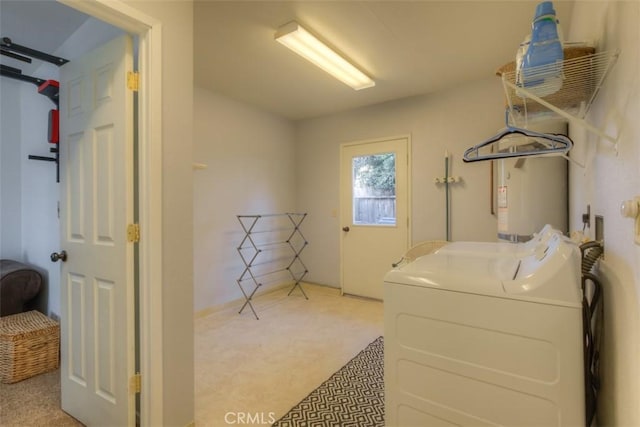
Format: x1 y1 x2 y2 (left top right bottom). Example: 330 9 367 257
272 336 384 427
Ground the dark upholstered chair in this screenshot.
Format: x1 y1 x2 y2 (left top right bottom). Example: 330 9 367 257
0 260 43 317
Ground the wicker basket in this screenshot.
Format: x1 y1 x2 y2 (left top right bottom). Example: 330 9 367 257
0 310 60 384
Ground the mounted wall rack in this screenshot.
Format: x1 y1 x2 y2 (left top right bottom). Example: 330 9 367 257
1 37 67 106
1 37 69 67
236 213 309 320
1 37 68 182
500 49 620 144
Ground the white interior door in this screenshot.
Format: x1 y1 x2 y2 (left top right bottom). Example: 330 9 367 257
340 137 410 299
58 34 135 426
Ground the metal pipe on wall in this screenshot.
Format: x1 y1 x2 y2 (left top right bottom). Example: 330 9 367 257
445 151 450 241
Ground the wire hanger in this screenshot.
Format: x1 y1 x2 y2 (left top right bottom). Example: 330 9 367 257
463 110 573 163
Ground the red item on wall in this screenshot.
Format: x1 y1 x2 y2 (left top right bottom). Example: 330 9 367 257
37 79 59 98
48 109 59 144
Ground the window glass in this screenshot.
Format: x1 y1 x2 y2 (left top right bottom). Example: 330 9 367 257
352 152 396 225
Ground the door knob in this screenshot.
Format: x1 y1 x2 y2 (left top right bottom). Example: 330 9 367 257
342 226 350 232
50 250 67 262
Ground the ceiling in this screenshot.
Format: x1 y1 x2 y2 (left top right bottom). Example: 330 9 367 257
194 1 575 120
0 0 89 74
1 1 576 121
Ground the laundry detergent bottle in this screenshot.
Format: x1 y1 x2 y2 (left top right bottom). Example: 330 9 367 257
521 1 563 91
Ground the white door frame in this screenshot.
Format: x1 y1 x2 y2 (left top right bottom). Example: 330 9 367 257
58 1 163 425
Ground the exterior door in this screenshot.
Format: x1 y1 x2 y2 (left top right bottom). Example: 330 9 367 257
340 137 410 300
58 34 135 426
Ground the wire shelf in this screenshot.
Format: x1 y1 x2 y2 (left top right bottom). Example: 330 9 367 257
501 49 620 142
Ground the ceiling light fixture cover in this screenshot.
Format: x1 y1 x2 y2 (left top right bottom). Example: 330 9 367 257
275 21 375 90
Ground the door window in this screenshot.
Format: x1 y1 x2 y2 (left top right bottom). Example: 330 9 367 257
352 152 396 225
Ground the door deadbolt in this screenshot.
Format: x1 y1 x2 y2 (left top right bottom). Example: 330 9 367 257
50 250 67 262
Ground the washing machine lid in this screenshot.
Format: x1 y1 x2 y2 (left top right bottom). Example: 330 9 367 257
384 228 582 307
384 251 519 297
436 241 522 256
434 225 558 257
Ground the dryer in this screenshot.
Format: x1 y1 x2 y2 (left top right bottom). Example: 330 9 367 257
384 226 584 426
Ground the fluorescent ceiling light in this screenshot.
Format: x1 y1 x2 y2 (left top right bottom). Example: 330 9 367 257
275 21 375 90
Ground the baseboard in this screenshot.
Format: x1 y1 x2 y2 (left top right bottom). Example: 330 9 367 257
194 281 345 319
194 281 293 319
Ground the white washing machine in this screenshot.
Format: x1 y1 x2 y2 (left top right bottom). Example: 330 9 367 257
384 226 585 426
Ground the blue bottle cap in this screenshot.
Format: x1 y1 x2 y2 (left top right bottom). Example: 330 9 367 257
535 1 556 19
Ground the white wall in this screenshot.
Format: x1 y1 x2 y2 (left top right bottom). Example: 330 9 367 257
193 87 296 312
567 2 640 426
19 82 61 316
295 77 505 287
0 79 23 260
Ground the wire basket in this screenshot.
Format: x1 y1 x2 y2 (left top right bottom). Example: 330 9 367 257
497 47 619 123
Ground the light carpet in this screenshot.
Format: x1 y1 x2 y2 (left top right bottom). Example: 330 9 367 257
0 369 83 426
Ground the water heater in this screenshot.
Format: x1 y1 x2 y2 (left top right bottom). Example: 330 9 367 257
496 120 568 242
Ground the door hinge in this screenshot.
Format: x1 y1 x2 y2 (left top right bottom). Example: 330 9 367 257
127 71 139 91
127 223 140 243
130 372 141 394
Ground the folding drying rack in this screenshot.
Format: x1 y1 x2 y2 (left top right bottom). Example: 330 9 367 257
236 213 308 319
